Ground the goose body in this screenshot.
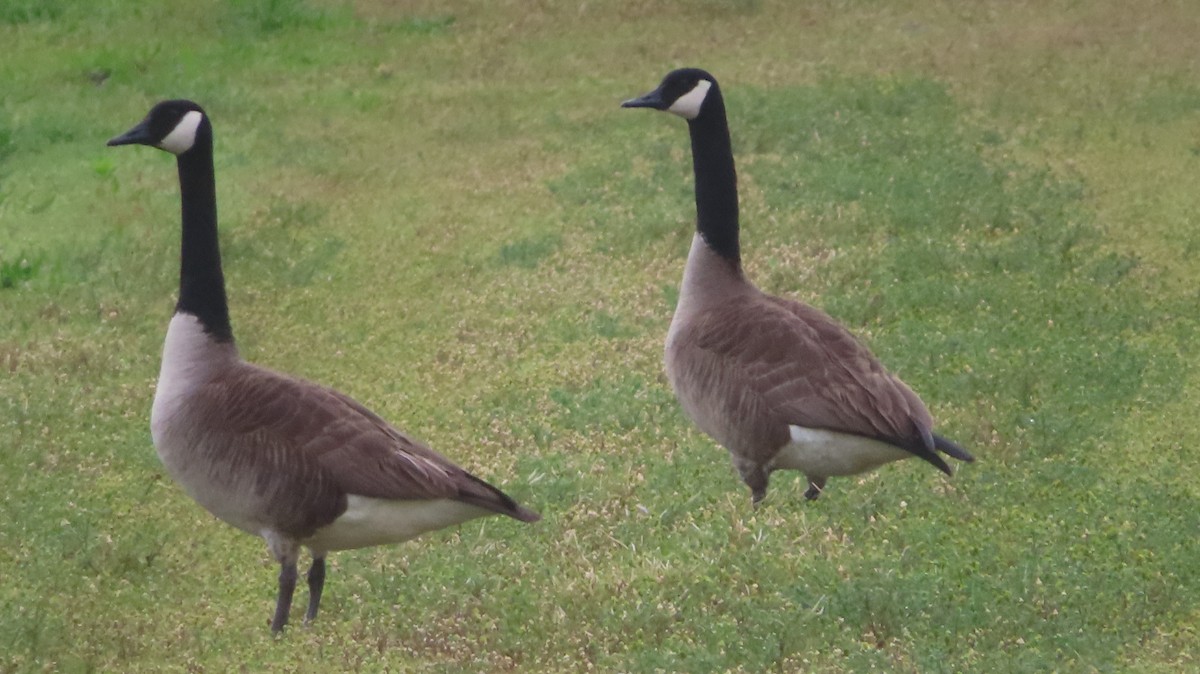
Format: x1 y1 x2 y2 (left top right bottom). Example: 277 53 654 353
110 101 538 632
151 315 506 550
624 69 973 504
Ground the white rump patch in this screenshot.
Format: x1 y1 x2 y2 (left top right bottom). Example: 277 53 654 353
770 425 910 477
668 79 712 120
158 110 204 155
304 496 491 552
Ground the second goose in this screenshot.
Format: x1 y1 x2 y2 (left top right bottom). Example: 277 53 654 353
109 100 540 632
622 69 974 504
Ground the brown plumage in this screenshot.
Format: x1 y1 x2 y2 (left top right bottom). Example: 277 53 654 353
156 349 538 542
624 69 973 504
110 100 538 633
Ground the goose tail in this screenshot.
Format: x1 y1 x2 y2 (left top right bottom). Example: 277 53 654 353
458 473 542 523
933 434 975 463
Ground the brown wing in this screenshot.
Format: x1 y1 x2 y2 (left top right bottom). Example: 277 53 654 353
319 386 539 521
686 294 944 465
216 364 537 523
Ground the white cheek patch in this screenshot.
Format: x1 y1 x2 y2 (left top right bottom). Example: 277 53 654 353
668 79 712 120
158 110 204 155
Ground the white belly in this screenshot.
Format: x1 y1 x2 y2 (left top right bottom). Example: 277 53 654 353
304 496 491 553
770 425 911 478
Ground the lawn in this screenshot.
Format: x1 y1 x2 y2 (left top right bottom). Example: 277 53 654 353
2 0 1198 671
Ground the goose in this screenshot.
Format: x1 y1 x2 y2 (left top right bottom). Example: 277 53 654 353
621 69 974 504
108 100 540 632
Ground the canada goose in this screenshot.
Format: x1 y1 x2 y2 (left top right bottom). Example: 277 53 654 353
108 100 540 632
622 69 974 504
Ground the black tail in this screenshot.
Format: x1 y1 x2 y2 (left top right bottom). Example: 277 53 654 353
458 472 542 523
900 427 955 476
933 434 975 463
900 428 973 477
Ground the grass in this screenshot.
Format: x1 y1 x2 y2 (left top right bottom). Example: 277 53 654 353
2 0 1199 671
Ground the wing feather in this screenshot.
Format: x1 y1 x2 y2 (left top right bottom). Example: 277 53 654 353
207 364 534 524
680 294 947 469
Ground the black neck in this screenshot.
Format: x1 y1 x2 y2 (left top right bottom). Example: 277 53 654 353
687 89 741 268
175 130 233 343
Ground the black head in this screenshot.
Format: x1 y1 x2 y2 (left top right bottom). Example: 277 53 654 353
108 100 209 155
621 68 719 121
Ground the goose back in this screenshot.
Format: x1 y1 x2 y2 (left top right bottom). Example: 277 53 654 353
665 277 949 474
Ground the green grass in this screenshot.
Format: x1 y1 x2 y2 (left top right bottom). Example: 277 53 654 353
3 0 1199 671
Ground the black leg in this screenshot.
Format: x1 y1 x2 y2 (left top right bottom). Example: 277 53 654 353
804 477 826 501
272 561 298 633
305 557 326 624
751 484 768 507
737 461 769 507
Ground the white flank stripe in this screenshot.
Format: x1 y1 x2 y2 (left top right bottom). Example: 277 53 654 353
305 496 491 552
772 424 910 477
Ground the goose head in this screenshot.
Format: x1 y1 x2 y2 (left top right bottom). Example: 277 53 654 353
621 68 718 121
108 100 209 156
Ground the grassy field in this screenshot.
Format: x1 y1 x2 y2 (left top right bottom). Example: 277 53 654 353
3 0 1199 671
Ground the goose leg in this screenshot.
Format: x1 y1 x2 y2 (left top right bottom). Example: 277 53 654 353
750 483 768 506
736 460 769 506
804 476 826 501
305 557 326 624
272 561 298 633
